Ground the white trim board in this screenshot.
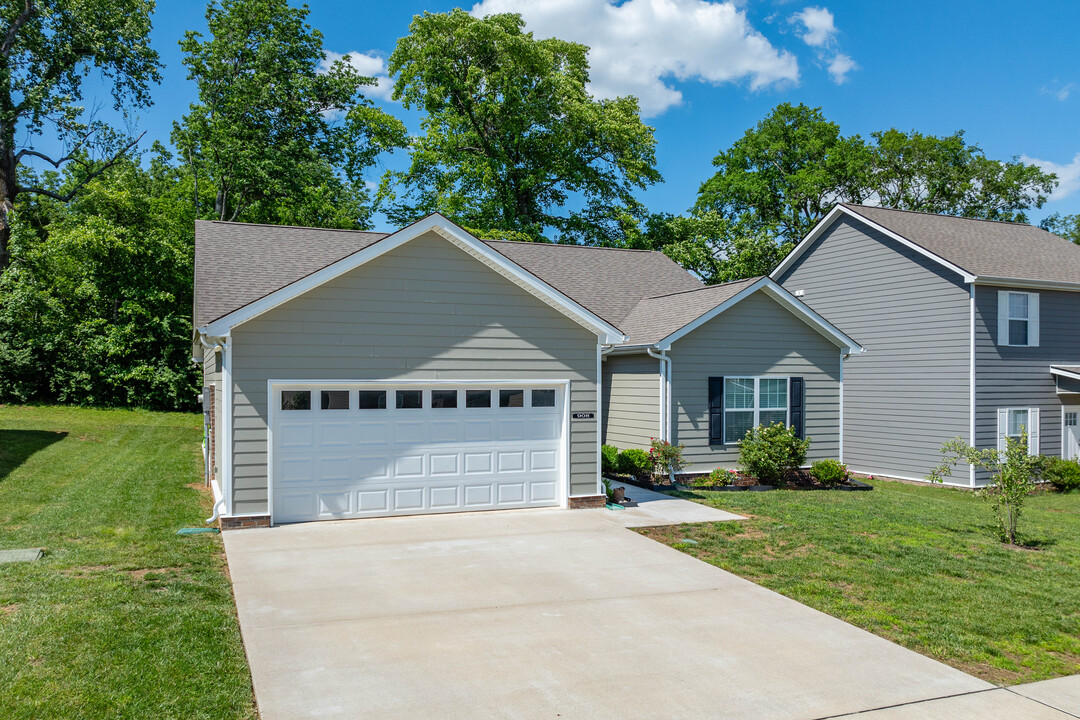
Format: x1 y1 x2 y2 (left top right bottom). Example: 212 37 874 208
200 214 626 343
655 277 863 354
1050 366 1080 383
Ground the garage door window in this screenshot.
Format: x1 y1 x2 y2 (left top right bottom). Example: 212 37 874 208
281 390 311 411
465 389 491 408
500 389 524 407
396 389 423 409
357 390 387 409
321 390 350 410
431 389 458 408
532 389 556 407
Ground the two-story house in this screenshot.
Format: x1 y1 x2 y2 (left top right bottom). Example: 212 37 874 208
773 204 1080 486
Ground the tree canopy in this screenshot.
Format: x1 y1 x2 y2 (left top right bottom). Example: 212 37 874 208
172 0 405 227
696 103 1059 245
0 0 162 268
381 10 661 243
1041 212 1080 244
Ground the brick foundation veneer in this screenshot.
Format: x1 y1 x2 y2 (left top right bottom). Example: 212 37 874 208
219 515 271 530
568 495 606 509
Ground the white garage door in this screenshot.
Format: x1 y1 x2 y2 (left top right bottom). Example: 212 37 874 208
270 383 567 523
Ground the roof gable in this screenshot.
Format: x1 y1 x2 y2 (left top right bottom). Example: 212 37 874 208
773 204 1080 289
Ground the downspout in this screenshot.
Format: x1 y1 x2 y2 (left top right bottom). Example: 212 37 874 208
646 348 674 482
197 333 227 525
839 350 846 464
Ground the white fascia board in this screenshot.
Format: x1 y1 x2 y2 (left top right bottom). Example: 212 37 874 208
1050 366 1080 383
655 277 864 354
770 205 977 284
974 277 1080 293
203 213 626 343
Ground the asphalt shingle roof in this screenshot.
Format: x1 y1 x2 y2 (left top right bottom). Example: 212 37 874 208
616 277 762 345
841 204 1080 285
194 220 703 330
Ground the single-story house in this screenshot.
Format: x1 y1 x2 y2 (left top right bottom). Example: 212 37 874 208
194 215 860 527
773 203 1080 485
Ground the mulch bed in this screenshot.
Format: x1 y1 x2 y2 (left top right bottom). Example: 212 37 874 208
606 471 872 493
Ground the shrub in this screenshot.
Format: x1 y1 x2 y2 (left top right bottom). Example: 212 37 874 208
1042 456 1080 492
601 444 619 474
601 476 614 501
617 448 654 479
648 438 687 481
691 467 738 488
810 459 848 487
738 422 811 485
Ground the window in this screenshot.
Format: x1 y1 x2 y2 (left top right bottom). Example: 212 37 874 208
531 389 556 408
499 389 524 408
723 377 788 444
281 390 311 411
998 291 1039 347
396 390 422 409
998 407 1039 454
1067 412 1078 427
357 390 387 409
431 389 458 408
465 390 491 408
320 390 349 410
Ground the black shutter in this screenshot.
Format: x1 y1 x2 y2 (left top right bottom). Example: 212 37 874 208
789 377 804 439
708 376 724 445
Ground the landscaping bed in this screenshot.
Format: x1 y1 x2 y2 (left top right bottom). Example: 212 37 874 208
606 470 871 493
0 405 256 720
641 479 1080 685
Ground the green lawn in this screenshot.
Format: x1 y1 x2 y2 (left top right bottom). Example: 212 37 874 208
642 480 1080 685
0 405 256 720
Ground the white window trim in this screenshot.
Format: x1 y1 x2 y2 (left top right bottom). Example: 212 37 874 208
1063 406 1080 460
997 407 1040 455
997 290 1040 347
723 376 790 445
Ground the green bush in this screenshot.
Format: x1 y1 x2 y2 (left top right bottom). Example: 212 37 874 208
649 438 687 479
617 448 654 479
738 422 811 485
1042 456 1080 492
810 459 848 487
601 444 619 474
691 467 737 487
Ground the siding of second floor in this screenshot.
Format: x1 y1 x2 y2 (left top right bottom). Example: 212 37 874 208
777 216 971 482
974 285 1080 461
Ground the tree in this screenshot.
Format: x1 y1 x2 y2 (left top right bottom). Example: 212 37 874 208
929 433 1041 545
696 103 1058 245
381 10 661 243
0 148 199 409
0 0 161 269
1041 212 1080 244
173 0 405 227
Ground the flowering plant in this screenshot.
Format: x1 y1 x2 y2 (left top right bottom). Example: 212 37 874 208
649 438 688 482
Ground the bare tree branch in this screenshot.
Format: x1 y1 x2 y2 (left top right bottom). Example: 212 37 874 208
0 1 34 57
15 131 145 201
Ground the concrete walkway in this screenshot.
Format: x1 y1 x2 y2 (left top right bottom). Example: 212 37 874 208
220 504 1080 720
600 482 744 527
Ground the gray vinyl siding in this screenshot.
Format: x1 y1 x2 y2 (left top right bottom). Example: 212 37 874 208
778 217 971 482
602 353 661 450
669 291 841 469
974 285 1080 466
227 231 600 514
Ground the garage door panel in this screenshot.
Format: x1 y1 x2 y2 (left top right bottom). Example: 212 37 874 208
272 383 565 523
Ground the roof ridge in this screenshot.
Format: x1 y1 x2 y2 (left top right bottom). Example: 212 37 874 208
644 276 760 300
840 203 1046 230
197 219 390 236
482 238 665 254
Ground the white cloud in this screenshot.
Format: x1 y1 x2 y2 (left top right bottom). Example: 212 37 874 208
789 6 856 85
827 52 857 84
1041 80 1077 102
469 0 799 117
321 50 395 101
1022 152 1080 202
793 6 836 47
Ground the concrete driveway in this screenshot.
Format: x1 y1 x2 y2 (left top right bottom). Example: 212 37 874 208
224 507 1073 720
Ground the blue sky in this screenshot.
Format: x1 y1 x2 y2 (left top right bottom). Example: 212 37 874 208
139 0 1079 231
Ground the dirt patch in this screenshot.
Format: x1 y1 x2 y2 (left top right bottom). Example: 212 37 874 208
0 604 17 617
951 658 1026 686
124 566 187 580
77 434 101 443
186 482 211 493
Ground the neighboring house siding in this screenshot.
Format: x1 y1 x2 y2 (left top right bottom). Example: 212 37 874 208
227 231 600 514
669 291 841 469
202 350 222 483
778 217 970 481
974 285 1080 466
602 353 661 450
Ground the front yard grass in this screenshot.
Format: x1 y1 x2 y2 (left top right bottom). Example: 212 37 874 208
641 480 1080 685
0 405 256 720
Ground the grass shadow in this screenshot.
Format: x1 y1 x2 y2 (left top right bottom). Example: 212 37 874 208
0 429 68 481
